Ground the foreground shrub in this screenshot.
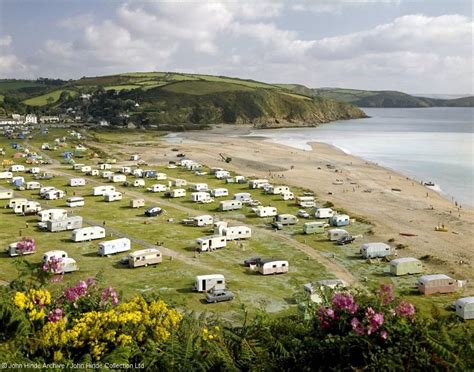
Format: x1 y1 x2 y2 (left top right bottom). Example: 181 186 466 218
0 269 472 370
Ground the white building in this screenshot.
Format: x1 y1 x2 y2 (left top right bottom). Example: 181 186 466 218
25 114 38 124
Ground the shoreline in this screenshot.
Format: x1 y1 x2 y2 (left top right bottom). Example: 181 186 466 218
166 126 471 209
153 127 474 283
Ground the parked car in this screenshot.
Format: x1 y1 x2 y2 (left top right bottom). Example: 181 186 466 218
206 289 235 303
271 221 283 230
145 206 163 217
297 210 310 218
336 236 355 245
119 256 129 265
244 257 261 266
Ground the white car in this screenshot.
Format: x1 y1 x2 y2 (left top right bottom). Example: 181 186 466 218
297 210 310 218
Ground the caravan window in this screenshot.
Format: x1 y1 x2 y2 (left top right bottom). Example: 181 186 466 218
273 265 277 268
217 280 223 284
282 263 286 267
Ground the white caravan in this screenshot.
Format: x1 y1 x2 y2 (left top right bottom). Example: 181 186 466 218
110 174 126 183
215 170 231 179
42 250 78 274
98 238 131 256
66 197 85 207
93 185 116 196
190 183 209 191
147 184 168 193
25 181 41 190
43 189 66 200
194 274 226 292
8 198 28 209
196 235 227 252
233 192 252 202
210 188 228 197
216 224 252 240
39 216 83 232
14 201 42 215
0 188 14 200
191 192 213 203
71 226 106 242
249 179 269 189
104 192 123 202
219 200 243 211
314 208 335 218
128 248 162 268
37 208 68 222
9 164 25 172
39 186 56 197
252 206 278 217
69 178 86 187
0 171 13 179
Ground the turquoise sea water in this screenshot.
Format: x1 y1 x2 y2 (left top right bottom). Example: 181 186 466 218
250 107 474 207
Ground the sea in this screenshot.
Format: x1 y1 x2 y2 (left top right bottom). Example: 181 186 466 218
248 107 474 207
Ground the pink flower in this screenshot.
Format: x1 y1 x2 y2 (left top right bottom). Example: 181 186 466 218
47 308 64 322
365 307 384 334
42 257 63 274
380 330 388 340
379 284 395 305
396 301 415 319
63 279 90 302
351 317 365 335
101 287 119 306
332 293 359 314
50 275 64 283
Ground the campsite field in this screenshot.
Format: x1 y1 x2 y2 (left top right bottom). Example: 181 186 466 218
0 128 467 320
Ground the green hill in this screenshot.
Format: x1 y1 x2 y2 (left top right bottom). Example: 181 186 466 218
278 85 473 108
0 72 367 128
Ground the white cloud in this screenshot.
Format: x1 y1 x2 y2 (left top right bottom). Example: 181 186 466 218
291 0 401 14
0 53 31 76
308 14 472 59
0 35 12 47
3 0 471 94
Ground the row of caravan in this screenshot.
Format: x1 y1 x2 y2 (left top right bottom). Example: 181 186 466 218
192 262 289 293
196 227 252 251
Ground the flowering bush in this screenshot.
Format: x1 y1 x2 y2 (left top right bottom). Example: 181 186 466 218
10 278 182 362
37 296 182 361
2 272 472 369
15 238 36 254
13 288 51 321
41 256 63 275
314 284 414 340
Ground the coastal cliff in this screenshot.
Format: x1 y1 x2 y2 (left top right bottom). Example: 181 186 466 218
0 74 366 129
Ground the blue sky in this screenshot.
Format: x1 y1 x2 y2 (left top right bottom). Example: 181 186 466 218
0 0 472 94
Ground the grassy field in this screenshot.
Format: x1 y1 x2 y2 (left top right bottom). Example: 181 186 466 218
0 128 467 321
161 81 254 95
0 131 338 321
104 85 142 91
22 89 77 106
0 80 46 93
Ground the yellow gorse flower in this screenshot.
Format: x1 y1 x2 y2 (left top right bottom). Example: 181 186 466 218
36 297 182 361
202 325 221 341
13 289 51 321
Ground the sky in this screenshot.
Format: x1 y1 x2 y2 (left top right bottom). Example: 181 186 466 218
0 0 472 94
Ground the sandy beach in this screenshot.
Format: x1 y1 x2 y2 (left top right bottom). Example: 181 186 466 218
114 125 474 285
